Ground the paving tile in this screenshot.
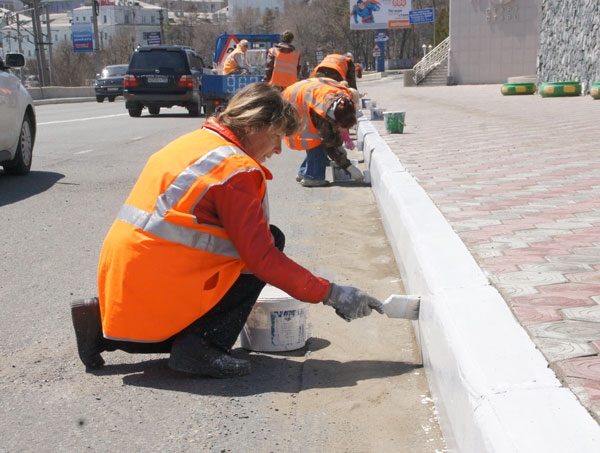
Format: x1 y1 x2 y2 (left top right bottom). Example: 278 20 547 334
554 356 600 381
512 305 563 324
561 305 600 323
534 337 596 362
528 321 600 342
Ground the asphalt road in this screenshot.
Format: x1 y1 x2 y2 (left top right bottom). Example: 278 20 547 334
0 101 444 451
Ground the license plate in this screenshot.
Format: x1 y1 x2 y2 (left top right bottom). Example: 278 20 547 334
107 87 119 91
147 76 168 83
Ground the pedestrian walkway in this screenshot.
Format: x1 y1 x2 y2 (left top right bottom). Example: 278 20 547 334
358 78 600 449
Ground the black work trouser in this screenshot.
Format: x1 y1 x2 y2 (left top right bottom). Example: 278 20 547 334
108 225 285 354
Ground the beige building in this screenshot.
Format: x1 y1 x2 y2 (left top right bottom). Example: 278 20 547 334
449 0 541 84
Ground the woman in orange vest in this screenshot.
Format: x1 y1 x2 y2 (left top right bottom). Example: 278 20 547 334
311 52 358 89
283 78 364 187
70 83 401 378
265 30 301 90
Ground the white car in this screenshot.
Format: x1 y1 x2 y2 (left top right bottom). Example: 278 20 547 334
0 53 36 175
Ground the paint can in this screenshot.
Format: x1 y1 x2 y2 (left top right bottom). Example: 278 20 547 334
384 111 405 134
240 285 308 352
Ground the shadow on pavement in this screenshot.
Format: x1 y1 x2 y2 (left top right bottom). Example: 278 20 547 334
91 337 420 396
0 171 65 207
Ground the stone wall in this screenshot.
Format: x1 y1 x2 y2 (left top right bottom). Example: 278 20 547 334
538 0 600 90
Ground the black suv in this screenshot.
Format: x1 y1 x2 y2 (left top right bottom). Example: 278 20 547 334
124 45 205 117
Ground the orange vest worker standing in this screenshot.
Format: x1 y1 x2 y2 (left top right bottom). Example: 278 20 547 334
265 31 301 89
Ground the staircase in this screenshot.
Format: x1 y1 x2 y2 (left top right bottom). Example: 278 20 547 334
418 57 448 86
413 37 450 86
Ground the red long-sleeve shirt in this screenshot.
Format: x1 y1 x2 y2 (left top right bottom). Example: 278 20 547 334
193 123 330 303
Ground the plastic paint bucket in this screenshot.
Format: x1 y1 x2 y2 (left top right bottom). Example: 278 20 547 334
361 98 371 109
240 285 308 352
384 111 405 134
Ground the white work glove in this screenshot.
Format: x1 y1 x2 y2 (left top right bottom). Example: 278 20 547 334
343 164 364 181
324 283 383 322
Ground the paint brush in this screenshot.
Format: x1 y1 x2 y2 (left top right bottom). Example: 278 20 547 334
380 295 421 320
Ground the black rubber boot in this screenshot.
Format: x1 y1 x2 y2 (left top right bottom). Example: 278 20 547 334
168 335 250 378
71 297 105 370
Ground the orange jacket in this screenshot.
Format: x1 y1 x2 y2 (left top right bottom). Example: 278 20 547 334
98 129 268 342
268 47 300 89
311 53 352 80
282 77 351 150
223 47 246 75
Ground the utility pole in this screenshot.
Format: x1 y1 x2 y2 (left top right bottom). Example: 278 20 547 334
45 4 54 85
29 0 48 87
16 13 23 54
91 0 101 72
159 8 164 45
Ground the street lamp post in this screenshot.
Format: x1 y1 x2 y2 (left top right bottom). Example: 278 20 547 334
422 44 427 58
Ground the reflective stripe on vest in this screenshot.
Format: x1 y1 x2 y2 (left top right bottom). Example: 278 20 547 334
283 78 350 150
270 48 300 88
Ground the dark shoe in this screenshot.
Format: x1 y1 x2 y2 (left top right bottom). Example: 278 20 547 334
301 178 329 187
169 336 250 378
71 297 105 369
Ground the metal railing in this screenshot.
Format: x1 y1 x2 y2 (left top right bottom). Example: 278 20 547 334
413 37 450 85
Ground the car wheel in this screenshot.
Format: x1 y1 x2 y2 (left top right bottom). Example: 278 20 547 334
96 95 105 103
148 106 160 115
3 114 34 176
108 96 116 102
128 106 143 117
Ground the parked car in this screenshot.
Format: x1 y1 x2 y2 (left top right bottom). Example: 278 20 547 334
124 45 205 117
0 53 36 175
94 64 128 102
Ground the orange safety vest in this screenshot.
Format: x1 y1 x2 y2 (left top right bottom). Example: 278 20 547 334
282 77 351 151
269 48 300 89
223 47 245 75
98 129 268 342
310 54 351 80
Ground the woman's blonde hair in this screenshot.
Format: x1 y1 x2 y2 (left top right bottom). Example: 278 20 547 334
216 82 300 137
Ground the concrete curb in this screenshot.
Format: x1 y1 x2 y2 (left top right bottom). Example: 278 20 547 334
357 117 600 453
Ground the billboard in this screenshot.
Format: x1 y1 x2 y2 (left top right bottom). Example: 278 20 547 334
349 0 412 30
72 23 94 53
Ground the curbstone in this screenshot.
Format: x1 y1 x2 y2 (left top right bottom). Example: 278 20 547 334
358 119 600 453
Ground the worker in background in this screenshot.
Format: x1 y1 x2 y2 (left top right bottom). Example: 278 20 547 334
265 30 301 90
283 77 364 187
223 39 251 75
311 52 357 89
71 83 396 379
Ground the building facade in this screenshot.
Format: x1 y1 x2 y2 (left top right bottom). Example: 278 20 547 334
449 0 541 84
1 2 164 59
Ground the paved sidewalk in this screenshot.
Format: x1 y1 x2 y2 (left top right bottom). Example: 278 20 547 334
360 79 600 422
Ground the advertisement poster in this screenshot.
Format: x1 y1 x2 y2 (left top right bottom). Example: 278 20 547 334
349 0 412 30
71 23 94 53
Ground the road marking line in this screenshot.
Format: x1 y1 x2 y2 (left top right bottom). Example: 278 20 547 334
38 113 128 125
75 149 94 155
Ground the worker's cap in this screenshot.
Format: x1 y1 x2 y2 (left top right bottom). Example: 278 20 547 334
345 52 354 60
327 95 356 129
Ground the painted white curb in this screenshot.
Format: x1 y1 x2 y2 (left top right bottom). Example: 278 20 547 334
358 117 600 453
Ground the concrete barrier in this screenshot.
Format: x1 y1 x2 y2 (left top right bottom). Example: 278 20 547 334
28 86 95 100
